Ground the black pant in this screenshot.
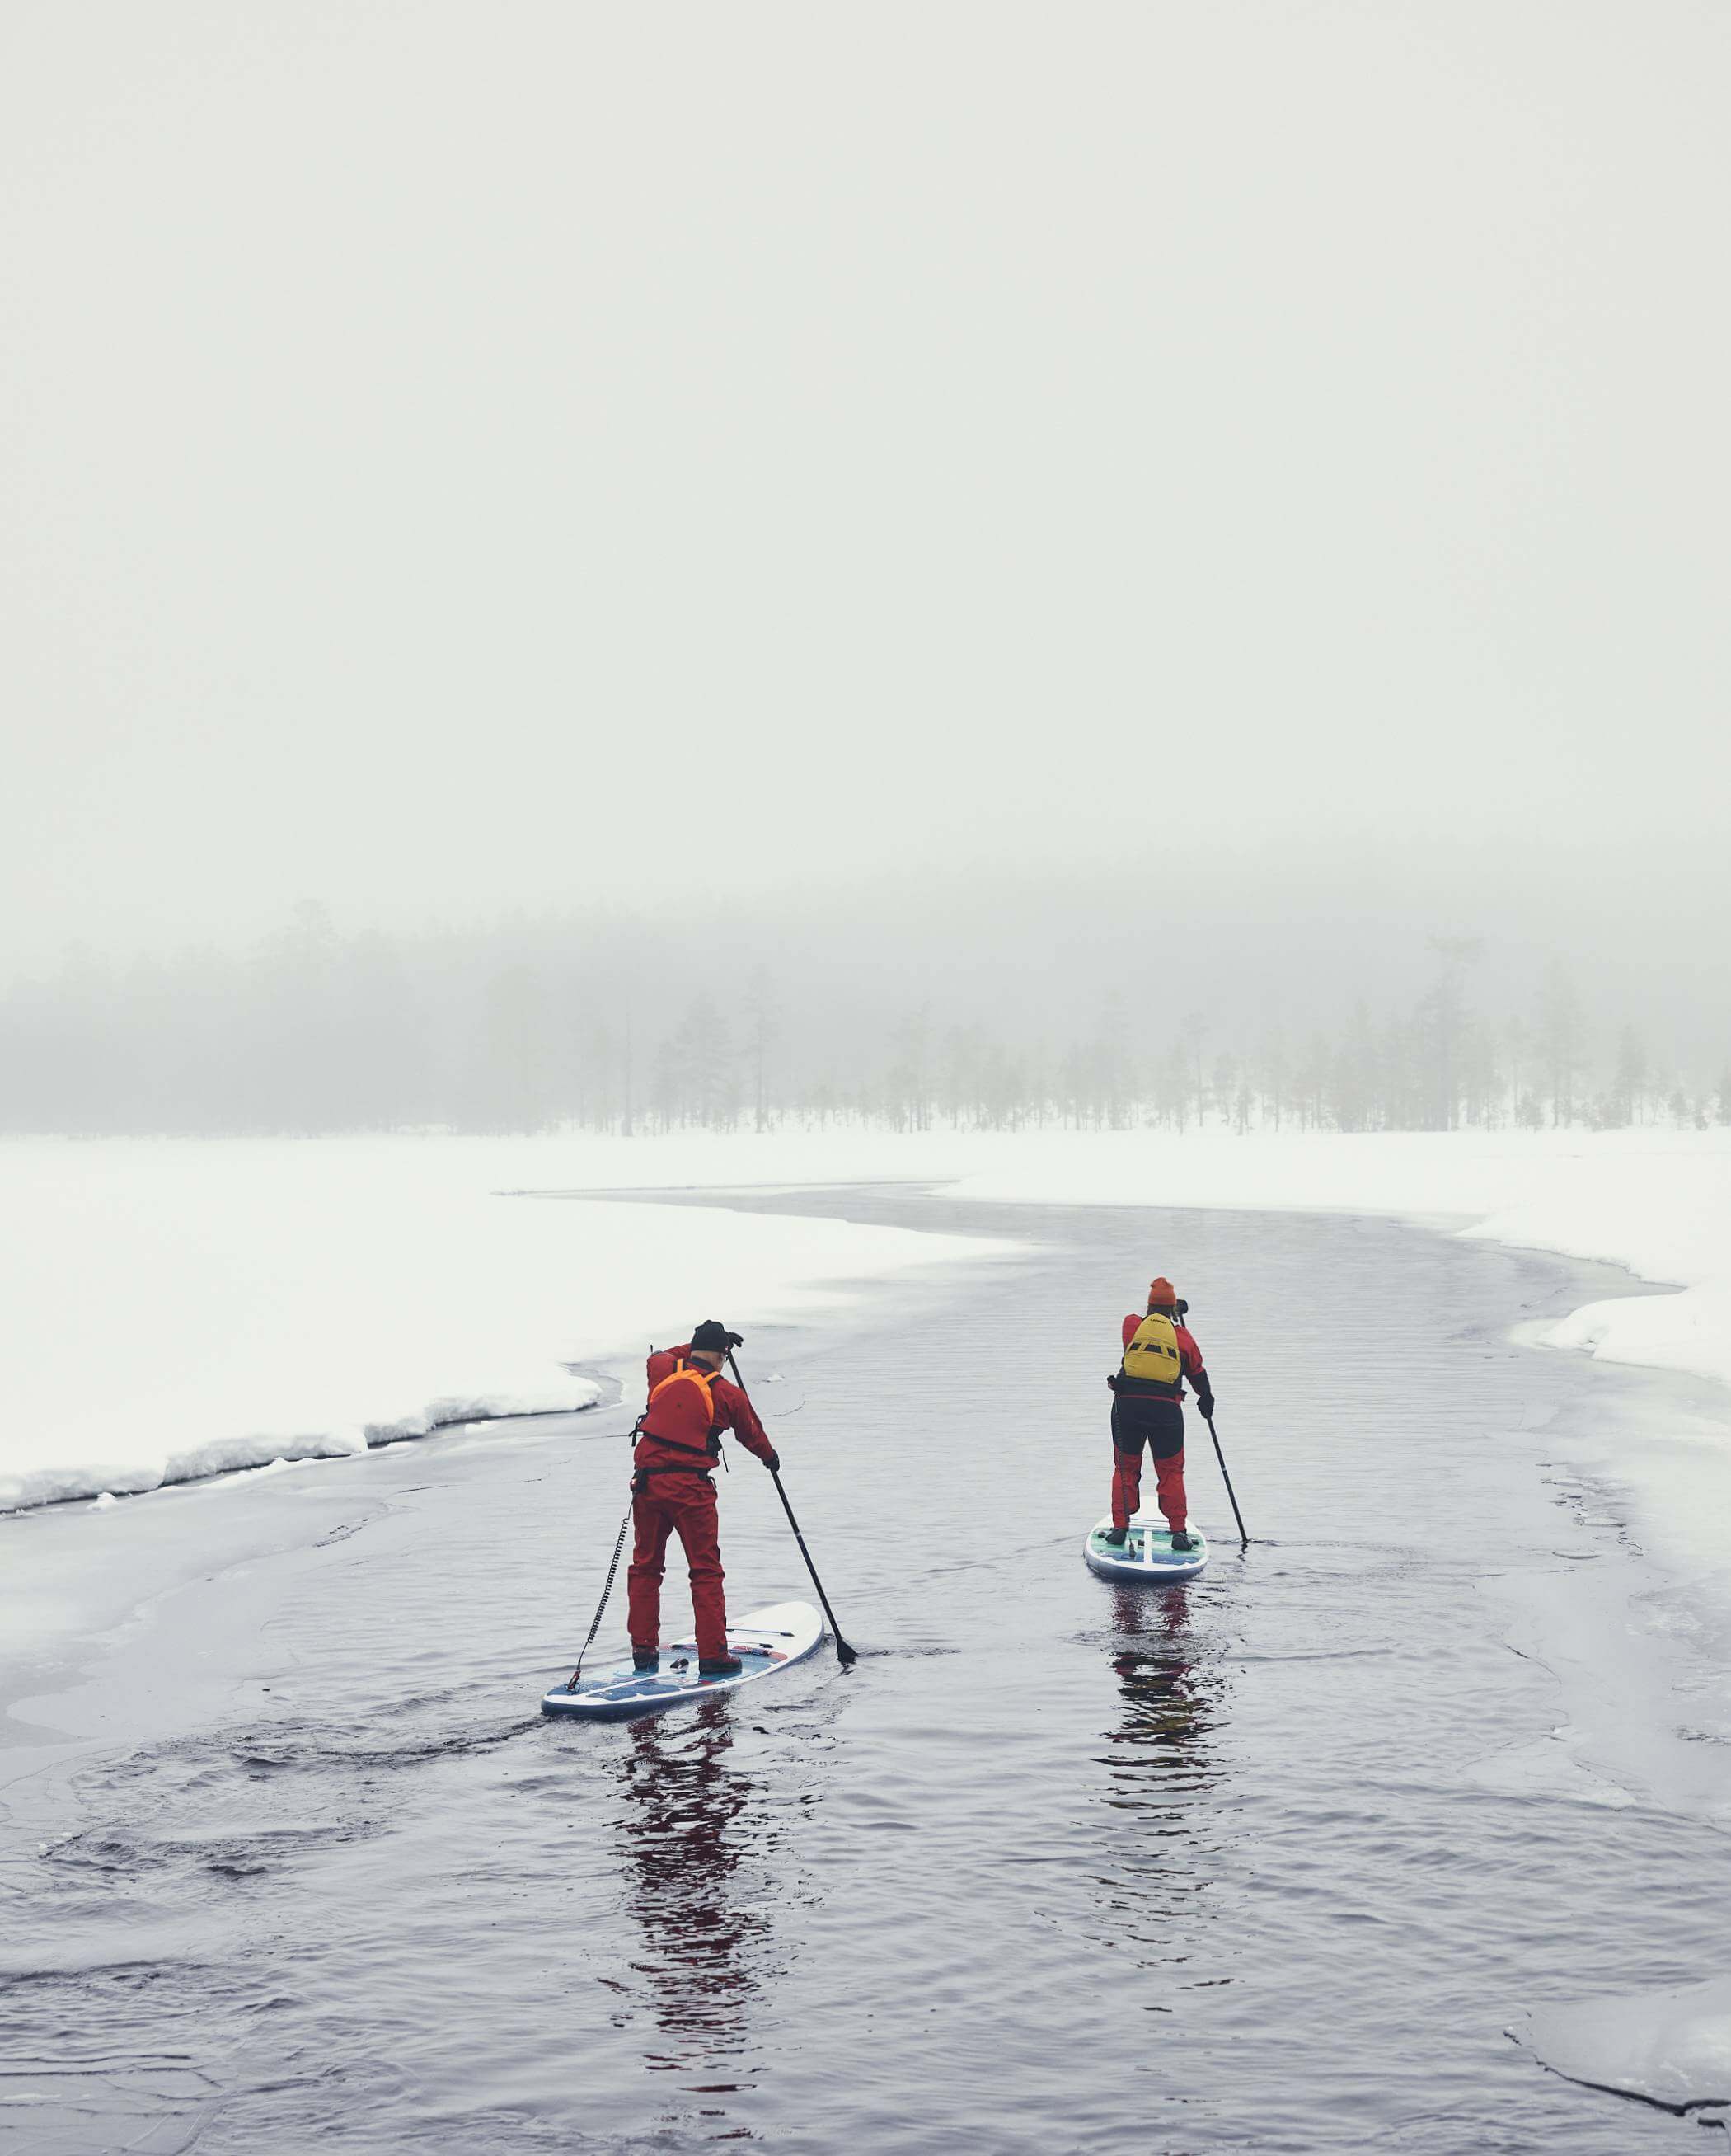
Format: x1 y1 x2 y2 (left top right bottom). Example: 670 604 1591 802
1110 1395 1184 1460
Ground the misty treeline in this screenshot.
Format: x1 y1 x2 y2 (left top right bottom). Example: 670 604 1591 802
2 910 1725 1139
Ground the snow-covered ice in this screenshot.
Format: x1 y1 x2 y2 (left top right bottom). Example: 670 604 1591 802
937 1127 1731 1397
509 1120 1731 1405
0 1138 1015 1512
509 1122 1731 1401
3 1124 1727 1517
1518 1976 1731 2111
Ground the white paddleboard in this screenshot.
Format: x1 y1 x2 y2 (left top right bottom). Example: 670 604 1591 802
542 1599 823 1721
1083 1513 1208 1583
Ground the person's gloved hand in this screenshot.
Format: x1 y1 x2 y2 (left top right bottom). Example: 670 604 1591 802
1196 1390 1216 1419
762 1449 781 1473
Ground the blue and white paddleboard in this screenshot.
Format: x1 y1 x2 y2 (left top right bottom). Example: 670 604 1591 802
542 1600 824 1721
1083 1513 1208 1583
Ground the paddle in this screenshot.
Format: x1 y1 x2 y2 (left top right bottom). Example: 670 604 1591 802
728 1350 858 1666
1176 1299 1250 1549
1203 1413 1250 1550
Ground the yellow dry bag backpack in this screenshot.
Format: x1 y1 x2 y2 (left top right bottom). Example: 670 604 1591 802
1119 1311 1183 1397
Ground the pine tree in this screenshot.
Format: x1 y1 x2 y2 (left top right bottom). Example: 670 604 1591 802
1330 1000 1379 1132
1536 960 1587 1126
1156 1040 1190 1131
741 966 780 1134
1097 993 1132 1130
1211 1050 1238 1131
1503 1017 1531 1130
885 1007 930 1134
1259 1025 1289 1131
1418 936 1485 1130
1187 1010 1208 1128
1609 1025 1646 1127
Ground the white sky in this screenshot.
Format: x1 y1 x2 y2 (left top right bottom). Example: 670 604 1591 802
2 2 1726 967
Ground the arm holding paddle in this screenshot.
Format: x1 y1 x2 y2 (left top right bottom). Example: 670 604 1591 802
706 1353 780 1471
727 1349 858 1665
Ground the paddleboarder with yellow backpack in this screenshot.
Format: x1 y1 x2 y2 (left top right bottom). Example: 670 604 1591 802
1105 1277 1214 1551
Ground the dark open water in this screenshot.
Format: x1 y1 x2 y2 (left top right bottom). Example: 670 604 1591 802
3 1191 1729 2153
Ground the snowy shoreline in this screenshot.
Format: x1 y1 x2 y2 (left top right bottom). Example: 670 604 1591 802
937 1128 1731 1397
531 1123 1731 1406
547 1130 1731 1397
0 1138 1019 1515
2 1126 1724 1519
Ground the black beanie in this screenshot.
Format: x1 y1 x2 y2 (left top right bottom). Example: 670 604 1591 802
690 1320 743 1354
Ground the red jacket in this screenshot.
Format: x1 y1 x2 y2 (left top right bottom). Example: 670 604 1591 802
1121 1313 1209 1400
635 1344 776 1473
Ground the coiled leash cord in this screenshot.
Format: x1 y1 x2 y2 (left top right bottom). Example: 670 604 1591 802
563 1491 635 1693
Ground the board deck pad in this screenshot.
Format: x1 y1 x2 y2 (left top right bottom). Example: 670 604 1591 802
542 1599 823 1721
1083 1514 1208 1582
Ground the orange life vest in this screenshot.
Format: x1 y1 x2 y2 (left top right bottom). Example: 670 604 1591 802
648 1360 716 1425
636 1359 724 1465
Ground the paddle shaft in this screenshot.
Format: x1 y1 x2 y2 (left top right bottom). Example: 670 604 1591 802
1177 1297 1250 1548
728 1351 858 1665
1203 1412 1249 1548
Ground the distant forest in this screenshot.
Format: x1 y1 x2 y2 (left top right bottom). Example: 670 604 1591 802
2 906 1726 1138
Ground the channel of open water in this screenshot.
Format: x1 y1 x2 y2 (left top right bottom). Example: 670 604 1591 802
4 1189 1731 2153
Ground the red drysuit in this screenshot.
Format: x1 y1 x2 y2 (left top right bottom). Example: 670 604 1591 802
626 1346 776 1663
1110 1312 1209 1534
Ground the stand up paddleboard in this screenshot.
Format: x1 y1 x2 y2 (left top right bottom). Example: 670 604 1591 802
542 1600 823 1722
1083 1514 1208 1583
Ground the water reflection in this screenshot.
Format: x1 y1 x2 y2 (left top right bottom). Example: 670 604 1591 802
610 1701 773 2116
1091 1585 1227 1944
1104 1584 1218 1792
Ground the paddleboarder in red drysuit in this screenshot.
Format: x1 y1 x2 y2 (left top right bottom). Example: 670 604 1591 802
1105 1276 1213 1551
626 1320 780 1678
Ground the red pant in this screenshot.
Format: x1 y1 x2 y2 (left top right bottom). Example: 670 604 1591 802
1110 1396 1187 1533
626 1476 728 1661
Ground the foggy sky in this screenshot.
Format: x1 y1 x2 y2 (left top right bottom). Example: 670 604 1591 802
2 2 1728 975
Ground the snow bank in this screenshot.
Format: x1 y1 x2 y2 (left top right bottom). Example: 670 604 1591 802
4 1124 1725 1516
936 1128 1731 1399
490 1121 1731 1404
1518 1975 1731 2111
0 1139 1013 1513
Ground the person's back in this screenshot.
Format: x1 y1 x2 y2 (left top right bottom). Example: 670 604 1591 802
1119 1305 1207 1389
637 1348 729 1464
1103 1277 1214 1548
